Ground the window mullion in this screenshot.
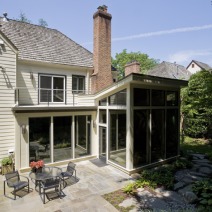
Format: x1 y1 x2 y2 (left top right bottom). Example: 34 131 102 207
51 76 54 103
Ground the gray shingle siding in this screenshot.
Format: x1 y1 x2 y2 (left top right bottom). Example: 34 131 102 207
0 18 93 67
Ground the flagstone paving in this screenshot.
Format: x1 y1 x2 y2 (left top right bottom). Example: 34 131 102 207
0 159 132 212
1 154 211 211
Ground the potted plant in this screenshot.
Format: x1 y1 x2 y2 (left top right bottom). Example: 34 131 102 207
29 160 44 173
1 156 13 175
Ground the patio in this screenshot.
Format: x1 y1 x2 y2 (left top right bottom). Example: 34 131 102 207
0 159 131 212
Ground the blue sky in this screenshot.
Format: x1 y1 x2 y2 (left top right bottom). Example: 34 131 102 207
1 0 212 67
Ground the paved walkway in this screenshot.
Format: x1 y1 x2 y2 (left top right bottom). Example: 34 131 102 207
2 155 211 211
0 159 131 212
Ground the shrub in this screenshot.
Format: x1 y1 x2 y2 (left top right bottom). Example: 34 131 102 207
1 157 12 166
122 182 136 194
135 179 157 189
206 152 212 161
173 158 193 170
139 167 174 189
192 179 212 211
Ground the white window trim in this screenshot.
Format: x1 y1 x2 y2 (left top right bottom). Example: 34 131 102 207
39 74 66 103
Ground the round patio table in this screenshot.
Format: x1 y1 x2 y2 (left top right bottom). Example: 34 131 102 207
29 166 62 191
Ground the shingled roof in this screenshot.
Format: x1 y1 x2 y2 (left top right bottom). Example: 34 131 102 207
0 18 93 67
147 61 191 81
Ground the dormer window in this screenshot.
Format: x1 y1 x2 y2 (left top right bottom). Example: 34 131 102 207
39 74 65 103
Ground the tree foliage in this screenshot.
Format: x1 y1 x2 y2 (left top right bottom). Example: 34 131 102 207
112 49 159 79
16 12 31 23
16 12 48 27
38 18 48 27
181 70 212 138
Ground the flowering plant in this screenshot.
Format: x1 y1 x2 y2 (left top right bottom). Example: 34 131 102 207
29 160 44 169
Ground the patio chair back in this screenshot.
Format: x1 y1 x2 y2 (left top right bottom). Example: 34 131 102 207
5 171 20 187
40 176 62 204
66 162 76 174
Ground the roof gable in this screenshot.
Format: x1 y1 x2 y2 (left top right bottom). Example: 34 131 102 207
0 30 18 53
191 60 211 70
0 18 93 67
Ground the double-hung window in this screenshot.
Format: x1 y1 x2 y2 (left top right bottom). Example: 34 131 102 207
72 75 85 94
39 75 65 103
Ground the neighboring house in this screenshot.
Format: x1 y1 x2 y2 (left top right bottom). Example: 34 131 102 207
187 60 212 74
147 61 191 80
0 7 187 174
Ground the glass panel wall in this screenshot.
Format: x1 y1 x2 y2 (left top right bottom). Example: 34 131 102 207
109 111 126 167
99 110 106 123
166 109 179 158
29 117 51 163
151 110 165 162
99 98 107 106
99 126 106 160
166 91 178 106
75 115 91 158
29 115 92 165
133 110 149 167
133 88 179 169
134 88 150 106
53 116 72 162
152 90 165 106
109 89 126 105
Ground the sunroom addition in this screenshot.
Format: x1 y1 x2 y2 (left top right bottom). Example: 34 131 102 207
97 73 186 173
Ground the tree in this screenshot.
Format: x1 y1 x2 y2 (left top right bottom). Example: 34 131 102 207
16 12 48 27
181 70 212 138
16 11 31 23
112 49 159 79
38 18 48 27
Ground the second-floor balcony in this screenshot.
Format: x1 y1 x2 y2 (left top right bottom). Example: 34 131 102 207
14 87 95 107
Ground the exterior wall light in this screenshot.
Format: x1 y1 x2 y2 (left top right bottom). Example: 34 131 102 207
30 72 34 80
93 120 96 128
0 66 6 73
21 124 27 134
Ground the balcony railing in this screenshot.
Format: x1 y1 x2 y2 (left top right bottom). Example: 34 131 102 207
14 88 94 107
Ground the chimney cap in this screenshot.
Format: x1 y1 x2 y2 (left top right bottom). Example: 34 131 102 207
126 60 140 66
97 5 108 12
2 12 9 22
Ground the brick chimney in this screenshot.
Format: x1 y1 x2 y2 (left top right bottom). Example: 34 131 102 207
91 6 113 93
124 61 141 76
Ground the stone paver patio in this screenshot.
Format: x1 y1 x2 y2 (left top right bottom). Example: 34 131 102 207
0 159 132 212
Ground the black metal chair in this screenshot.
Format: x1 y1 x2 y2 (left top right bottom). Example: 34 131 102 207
61 162 77 187
4 170 30 200
39 176 62 204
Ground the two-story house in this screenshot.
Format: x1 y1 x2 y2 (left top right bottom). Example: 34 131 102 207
0 7 187 174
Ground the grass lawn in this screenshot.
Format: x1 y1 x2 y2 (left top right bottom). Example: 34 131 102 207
180 136 212 159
